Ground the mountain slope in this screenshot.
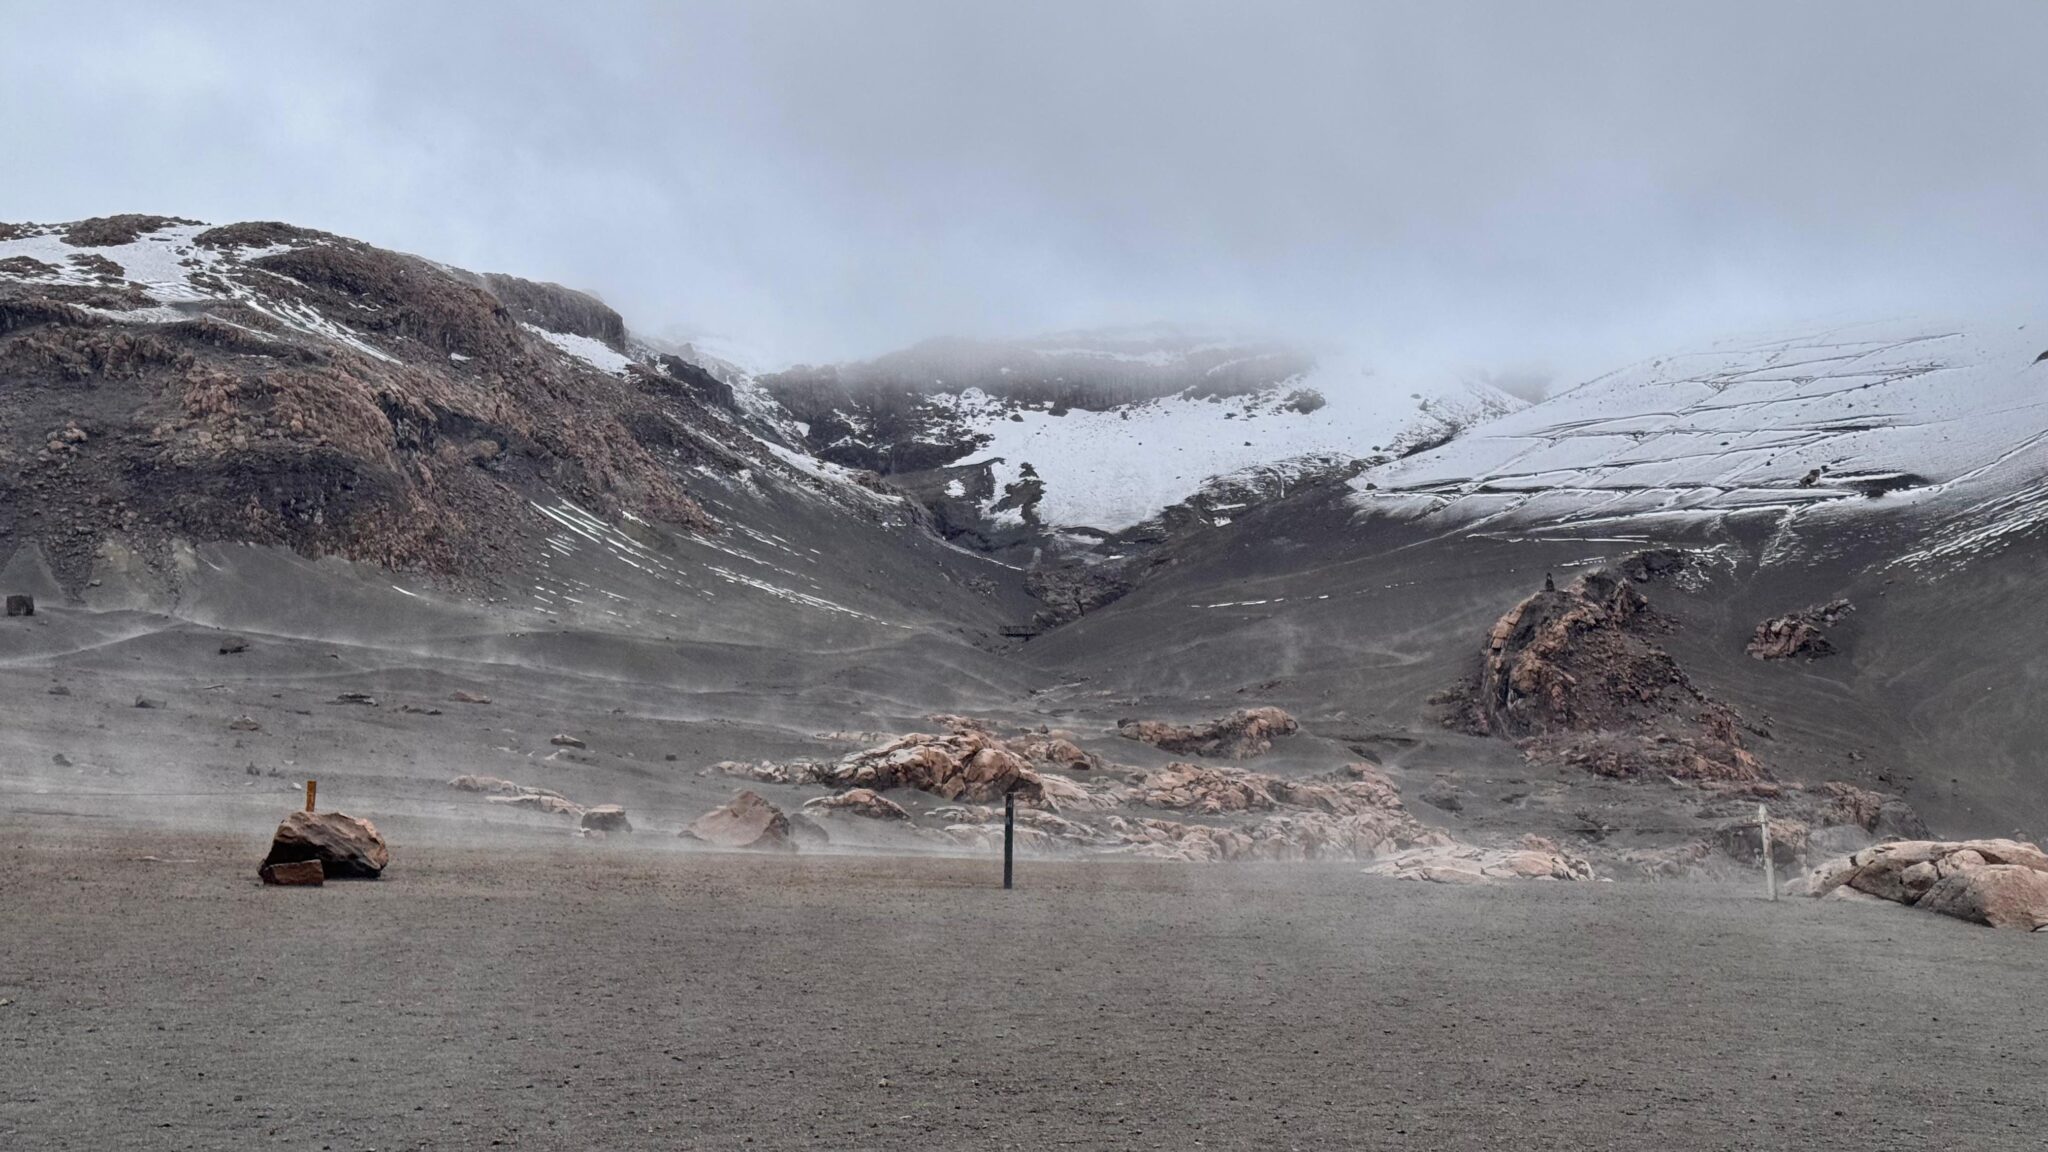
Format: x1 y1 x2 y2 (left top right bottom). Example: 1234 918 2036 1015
1354 318 2048 568
763 329 1522 543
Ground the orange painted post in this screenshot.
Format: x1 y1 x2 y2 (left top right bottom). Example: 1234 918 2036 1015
305 779 318 813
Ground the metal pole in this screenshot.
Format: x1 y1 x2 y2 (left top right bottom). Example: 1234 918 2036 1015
1758 802 1776 901
1003 791 1015 890
305 779 318 813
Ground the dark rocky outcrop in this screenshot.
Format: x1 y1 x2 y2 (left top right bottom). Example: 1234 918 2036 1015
1748 599 1853 660
1472 569 1761 782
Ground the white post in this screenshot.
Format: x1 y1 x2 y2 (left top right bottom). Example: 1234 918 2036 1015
1758 802 1776 901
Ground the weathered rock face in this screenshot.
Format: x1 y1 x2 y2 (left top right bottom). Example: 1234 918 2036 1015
489 793 584 818
1801 838 2048 929
1364 837 1596 884
1116 707 1299 760
803 788 911 821
579 805 632 834
1713 817 1810 870
1470 569 1761 782
1748 599 1853 660
683 791 793 851
262 810 388 879
819 730 1044 803
1128 762 1405 819
1916 866 2048 930
259 858 324 886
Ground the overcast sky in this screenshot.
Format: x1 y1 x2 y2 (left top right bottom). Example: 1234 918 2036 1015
4 1 2044 383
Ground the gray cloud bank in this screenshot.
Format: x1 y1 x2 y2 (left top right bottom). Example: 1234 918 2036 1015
4 1 2043 383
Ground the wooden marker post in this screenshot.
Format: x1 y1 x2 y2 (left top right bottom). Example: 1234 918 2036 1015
305 779 318 813
1758 802 1776 901
1003 790 1015 890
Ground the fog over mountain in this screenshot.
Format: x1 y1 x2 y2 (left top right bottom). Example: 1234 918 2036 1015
5 0 2045 383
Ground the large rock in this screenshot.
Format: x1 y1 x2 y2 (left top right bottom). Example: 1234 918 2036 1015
1116 707 1298 759
1468 570 1762 782
262 810 389 879
820 731 1044 802
683 791 794 851
1915 865 2048 930
803 788 910 821
579 805 632 834
1801 838 2048 929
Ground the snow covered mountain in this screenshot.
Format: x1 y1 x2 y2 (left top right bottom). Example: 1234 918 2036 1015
0 215 1001 641
763 330 1523 542
1352 318 2048 567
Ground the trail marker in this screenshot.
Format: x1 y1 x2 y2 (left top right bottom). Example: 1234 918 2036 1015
1758 802 1776 901
1003 790 1015 890
305 779 318 813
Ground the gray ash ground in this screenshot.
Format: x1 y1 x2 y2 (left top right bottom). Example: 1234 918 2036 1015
3 824 2042 1151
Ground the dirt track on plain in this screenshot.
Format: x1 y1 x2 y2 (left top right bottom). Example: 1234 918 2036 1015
1 820 2043 1151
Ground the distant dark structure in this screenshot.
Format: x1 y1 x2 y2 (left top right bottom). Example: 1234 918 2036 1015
999 624 1039 640
1543 573 1555 592
5 595 33 617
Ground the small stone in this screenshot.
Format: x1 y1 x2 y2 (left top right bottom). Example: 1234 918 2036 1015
47 684 69 696
580 805 632 834
228 716 261 732
451 690 491 704
550 734 586 749
51 753 72 767
259 859 325 886
134 696 164 709
218 637 249 654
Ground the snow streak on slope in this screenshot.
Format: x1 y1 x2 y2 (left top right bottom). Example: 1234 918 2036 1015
1351 319 2048 542
946 364 1520 531
523 323 633 376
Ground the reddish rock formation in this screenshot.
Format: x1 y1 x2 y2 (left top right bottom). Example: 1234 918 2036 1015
258 859 324 886
1116 707 1299 759
1801 838 2048 929
262 810 388 879
819 730 1044 803
1364 837 1595 883
683 791 794 851
803 788 910 821
1748 599 1852 660
1472 569 1761 782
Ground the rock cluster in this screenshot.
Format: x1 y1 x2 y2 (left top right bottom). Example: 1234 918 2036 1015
1364 836 1595 883
1115 707 1299 759
448 775 627 828
1748 599 1853 660
802 788 910 821
1800 839 2048 929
